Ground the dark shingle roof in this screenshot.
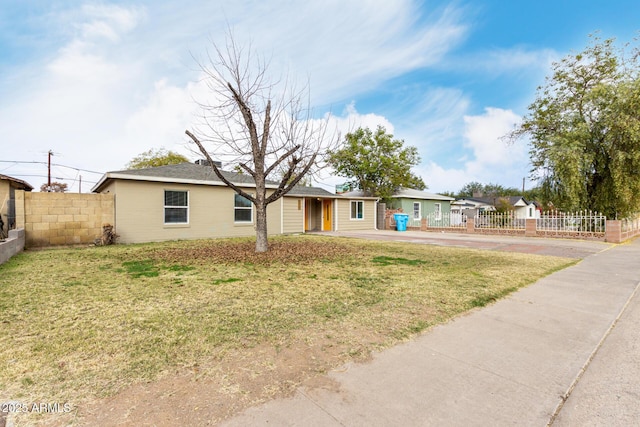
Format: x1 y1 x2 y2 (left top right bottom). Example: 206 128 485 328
459 196 529 206
107 163 272 185
286 185 336 198
93 163 337 198
392 188 455 201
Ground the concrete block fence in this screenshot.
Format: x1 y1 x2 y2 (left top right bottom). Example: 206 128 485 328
0 228 25 264
14 190 115 248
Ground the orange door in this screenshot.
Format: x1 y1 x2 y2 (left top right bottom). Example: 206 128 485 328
322 199 332 231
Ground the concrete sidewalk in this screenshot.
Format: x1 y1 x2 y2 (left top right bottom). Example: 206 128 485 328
221 239 640 426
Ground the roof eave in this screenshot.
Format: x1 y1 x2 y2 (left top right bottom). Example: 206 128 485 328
0 174 34 191
394 195 454 201
91 172 280 193
340 195 380 200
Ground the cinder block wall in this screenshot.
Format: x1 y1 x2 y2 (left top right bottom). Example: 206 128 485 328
0 228 25 264
16 191 115 247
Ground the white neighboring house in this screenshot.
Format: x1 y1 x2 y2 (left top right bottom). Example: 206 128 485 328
452 196 540 219
509 196 540 219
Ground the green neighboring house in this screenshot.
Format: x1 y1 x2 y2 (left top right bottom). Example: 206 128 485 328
388 188 455 226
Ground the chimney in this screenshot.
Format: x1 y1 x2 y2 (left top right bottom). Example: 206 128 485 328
195 159 222 168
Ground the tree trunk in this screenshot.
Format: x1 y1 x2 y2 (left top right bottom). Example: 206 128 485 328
255 201 268 253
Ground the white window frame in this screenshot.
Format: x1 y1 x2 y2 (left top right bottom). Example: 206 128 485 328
164 190 189 224
413 202 421 220
234 193 253 223
350 200 364 220
434 203 442 220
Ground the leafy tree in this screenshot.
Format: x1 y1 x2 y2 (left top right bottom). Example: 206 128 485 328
126 148 189 169
186 35 335 252
456 181 484 198
494 197 514 213
439 190 457 198
456 182 520 198
509 36 640 218
491 185 521 197
522 186 549 207
328 126 425 202
40 182 67 192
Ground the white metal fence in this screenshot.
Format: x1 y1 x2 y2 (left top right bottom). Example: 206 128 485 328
423 210 608 233
426 212 466 228
536 210 606 234
390 209 621 239
475 211 526 230
621 215 640 233
387 207 640 242
403 212 468 228
407 216 421 228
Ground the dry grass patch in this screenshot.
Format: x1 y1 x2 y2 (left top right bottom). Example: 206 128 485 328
0 235 575 425
148 238 357 265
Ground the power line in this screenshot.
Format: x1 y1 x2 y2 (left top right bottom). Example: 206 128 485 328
0 160 104 175
12 174 98 184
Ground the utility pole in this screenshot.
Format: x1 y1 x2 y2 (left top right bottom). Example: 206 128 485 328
47 150 53 191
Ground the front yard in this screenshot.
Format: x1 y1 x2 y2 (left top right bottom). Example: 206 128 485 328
0 235 574 425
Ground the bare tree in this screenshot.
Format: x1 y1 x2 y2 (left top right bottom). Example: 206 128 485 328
40 182 68 193
185 36 337 252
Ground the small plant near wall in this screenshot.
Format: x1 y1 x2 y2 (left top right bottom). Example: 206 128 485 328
95 224 119 246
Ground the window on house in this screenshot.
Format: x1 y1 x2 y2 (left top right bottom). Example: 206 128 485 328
529 207 534 218
434 203 442 220
164 190 188 224
413 202 421 220
234 193 253 222
350 200 364 220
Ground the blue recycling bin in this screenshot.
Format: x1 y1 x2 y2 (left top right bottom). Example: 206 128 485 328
394 213 409 231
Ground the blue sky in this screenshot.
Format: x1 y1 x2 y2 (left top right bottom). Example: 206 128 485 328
1 0 638 194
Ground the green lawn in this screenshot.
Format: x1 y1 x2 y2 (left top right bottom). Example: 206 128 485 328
0 235 574 423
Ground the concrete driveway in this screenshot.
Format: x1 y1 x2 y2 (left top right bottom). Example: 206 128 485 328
321 229 612 259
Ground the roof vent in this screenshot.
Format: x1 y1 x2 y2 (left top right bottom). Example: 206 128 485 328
195 159 222 168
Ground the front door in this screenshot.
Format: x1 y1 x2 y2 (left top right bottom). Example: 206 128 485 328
322 199 332 231
304 200 311 231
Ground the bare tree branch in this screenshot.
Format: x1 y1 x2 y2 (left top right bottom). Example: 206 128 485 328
186 32 339 252
185 130 256 204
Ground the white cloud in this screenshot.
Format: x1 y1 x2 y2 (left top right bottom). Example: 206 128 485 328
418 107 531 193
171 0 469 105
446 46 559 76
125 79 199 158
0 0 470 191
463 107 522 168
77 4 144 42
311 103 394 192
332 102 395 135
398 87 470 162
417 162 469 194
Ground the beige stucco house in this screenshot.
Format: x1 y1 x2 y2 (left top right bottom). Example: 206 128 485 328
1 174 33 235
92 163 377 243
